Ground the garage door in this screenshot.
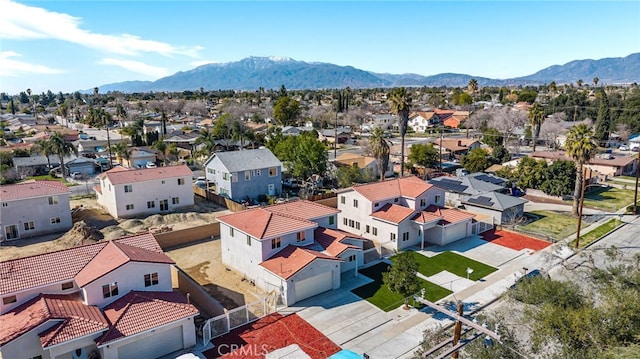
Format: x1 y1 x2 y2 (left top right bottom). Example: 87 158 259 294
294 271 332 303
445 222 468 245
117 325 183 359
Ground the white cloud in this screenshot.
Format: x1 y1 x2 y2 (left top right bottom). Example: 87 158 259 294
99 58 170 78
0 0 202 58
0 51 64 76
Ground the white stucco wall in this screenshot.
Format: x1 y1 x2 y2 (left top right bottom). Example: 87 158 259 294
0 193 72 241
1 280 79 314
0 322 56 359
281 259 341 306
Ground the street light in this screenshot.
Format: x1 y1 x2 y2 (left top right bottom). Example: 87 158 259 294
466 267 474 280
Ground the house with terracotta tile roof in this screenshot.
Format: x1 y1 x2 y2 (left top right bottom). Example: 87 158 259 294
0 180 72 241
203 148 283 203
337 176 477 250
0 232 199 359
95 164 194 218
217 200 365 306
334 152 393 180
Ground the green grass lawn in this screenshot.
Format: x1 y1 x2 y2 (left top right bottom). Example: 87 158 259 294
395 251 497 281
28 175 74 186
570 219 624 249
352 262 452 312
571 187 635 212
523 210 578 241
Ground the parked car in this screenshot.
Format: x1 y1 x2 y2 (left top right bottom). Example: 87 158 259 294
146 162 157 169
619 145 629 151
282 178 300 188
70 172 83 180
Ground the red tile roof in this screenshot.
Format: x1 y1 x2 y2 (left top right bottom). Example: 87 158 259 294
0 233 164 295
0 180 71 202
96 291 198 346
75 241 174 287
217 200 337 240
350 176 433 201
371 204 416 224
313 228 362 257
260 245 342 279
411 211 442 224
100 164 192 185
423 205 475 225
0 293 108 347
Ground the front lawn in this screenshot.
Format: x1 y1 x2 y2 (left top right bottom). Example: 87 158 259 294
352 262 451 312
395 251 497 281
522 210 578 241
570 218 624 249
27 175 73 186
572 187 635 212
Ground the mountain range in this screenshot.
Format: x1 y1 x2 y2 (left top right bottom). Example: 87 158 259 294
98 53 640 93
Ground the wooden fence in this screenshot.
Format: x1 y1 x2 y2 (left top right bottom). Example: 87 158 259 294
193 186 247 212
155 222 220 250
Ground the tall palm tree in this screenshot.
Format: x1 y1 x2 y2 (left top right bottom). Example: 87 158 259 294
565 124 597 216
468 79 478 94
369 127 390 181
34 139 54 170
48 132 77 178
194 128 217 158
389 87 412 177
528 103 545 152
593 77 599 88
111 141 130 166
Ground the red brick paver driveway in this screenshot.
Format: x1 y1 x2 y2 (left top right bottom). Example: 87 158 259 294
481 229 552 251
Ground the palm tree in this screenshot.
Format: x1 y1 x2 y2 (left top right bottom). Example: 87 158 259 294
389 87 412 177
565 124 597 216
468 79 478 94
194 128 217 158
48 132 77 178
111 141 130 166
593 77 599 88
152 139 168 165
34 139 55 170
369 127 390 181
528 103 545 152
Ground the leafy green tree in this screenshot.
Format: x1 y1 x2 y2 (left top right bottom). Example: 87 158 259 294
368 127 390 181
517 88 538 104
389 87 412 176
408 143 438 168
452 90 472 105
273 133 328 178
540 160 576 196
152 139 167 165
594 89 611 145
336 164 365 188
273 96 301 126
383 252 419 309
491 144 511 163
565 124 597 216
482 128 503 148
515 156 547 190
461 148 492 173
528 103 545 152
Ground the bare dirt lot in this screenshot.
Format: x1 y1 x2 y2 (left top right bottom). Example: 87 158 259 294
165 239 267 309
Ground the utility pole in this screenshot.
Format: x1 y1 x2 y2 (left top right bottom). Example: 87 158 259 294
451 301 464 359
439 131 444 173
334 111 338 160
634 149 640 214
575 167 589 248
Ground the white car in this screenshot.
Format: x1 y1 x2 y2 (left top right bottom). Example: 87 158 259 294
145 162 157 168
619 145 629 151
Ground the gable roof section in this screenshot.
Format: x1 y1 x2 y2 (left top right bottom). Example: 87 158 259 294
205 148 282 173
463 191 527 211
217 207 316 240
530 151 637 168
0 233 164 296
0 180 71 202
439 138 479 152
96 291 198 346
371 204 416 224
312 227 362 257
335 153 376 169
0 293 108 347
351 176 433 202
100 165 192 185
75 241 174 287
265 200 340 221
260 245 342 279
423 205 475 225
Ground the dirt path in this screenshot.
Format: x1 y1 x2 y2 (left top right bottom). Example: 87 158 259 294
166 239 267 308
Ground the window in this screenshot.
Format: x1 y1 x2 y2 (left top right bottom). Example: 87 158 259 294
254 169 261 176
353 199 358 208
61 282 74 290
147 201 155 209
341 196 345 204
2 295 16 305
402 232 410 241
1 203 7 207
245 171 251 180
207 168 214 174
102 282 119 298
372 227 378 236
159 199 168 211
348 219 354 228
223 172 230 181
343 217 348 225
420 198 426 207
230 228 234 237
246 235 251 246
268 167 277 177
30 355 42 359
348 255 356 262
172 197 180 205
355 222 360 230
435 195 441 204
366 225 370 233
144 273 159 287
297 231 306 242
178 178 185 185
126 204 134 210
374 202 379 207
124 185 132 193
390 233 396 242
23 221 35 231
394 198 399 203
271 237 281 249
5 225 18 239
329 216 334 225
161 180 166 184
50 217 61 224
48 196 59 205
232 173 238 182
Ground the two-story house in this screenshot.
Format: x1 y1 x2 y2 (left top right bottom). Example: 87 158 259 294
95 165 194 219
0 232 199 359
408 111 440 133
203 148 283 202
218 200 365 306
0 181 72 241
337 176 476 250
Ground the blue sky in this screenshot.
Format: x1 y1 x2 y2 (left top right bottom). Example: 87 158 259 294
1 0 639 94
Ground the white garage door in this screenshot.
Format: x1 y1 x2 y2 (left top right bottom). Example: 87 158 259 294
294 271 332 302
445 222 468 245
117 325 183 359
